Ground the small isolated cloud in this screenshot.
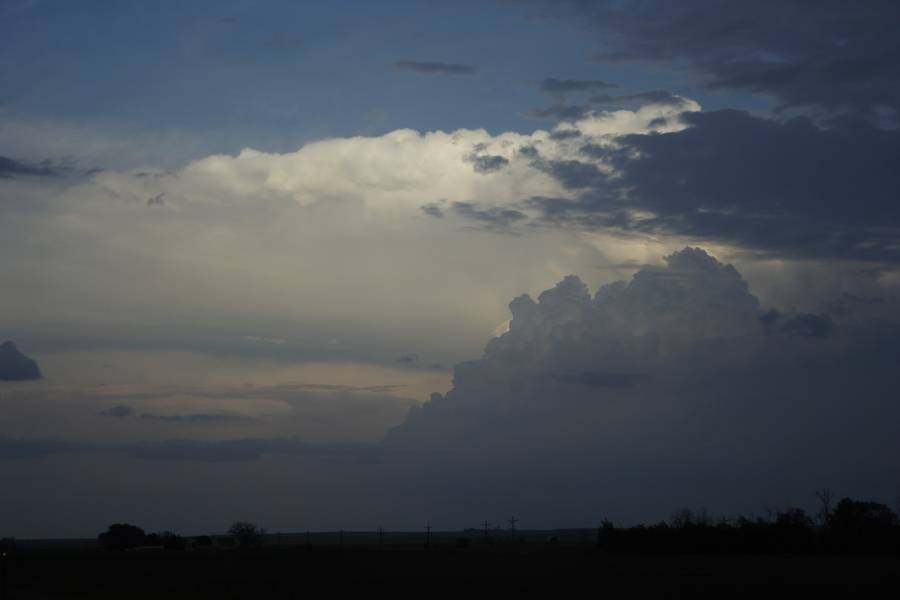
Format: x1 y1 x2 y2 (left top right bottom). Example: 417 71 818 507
393 61 477 76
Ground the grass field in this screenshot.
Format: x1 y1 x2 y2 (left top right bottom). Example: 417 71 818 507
4 540 900 598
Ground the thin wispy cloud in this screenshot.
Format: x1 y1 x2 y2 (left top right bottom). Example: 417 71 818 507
393 60 477 76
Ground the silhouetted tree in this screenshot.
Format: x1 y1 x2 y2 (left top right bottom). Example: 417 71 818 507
775 507 813 530
98 523 146 551
597 519 615 548
773 507 814 552
159 531 186 551
828 498 898 552
816 488 834 528
227 521 265 549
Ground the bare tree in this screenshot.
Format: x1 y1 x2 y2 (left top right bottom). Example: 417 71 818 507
227 521 265 549
816 489 834 528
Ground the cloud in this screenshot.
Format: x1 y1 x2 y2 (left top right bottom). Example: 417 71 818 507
394 353 419 365
590 90 689 108
547 0 900 117
3 94 895 394
466 153 510 174
0 341 41 381
4 249 900 530
450 201 527 233
377 248 900 522
555 109 900 261
0 435 372 463
0 156 66 179
526 105 594 122
555 370 641 388
139 412 256 424
0 437 90 459
393 61 477 76
548 129 582 140
99 404 133 418
420 202 445 218
759 310 833 338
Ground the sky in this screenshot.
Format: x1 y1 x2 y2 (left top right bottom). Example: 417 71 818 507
2 0 900 538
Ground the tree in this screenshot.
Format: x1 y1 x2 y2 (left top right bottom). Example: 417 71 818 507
98 523 146 551
227 521 265 549
815 488 834 528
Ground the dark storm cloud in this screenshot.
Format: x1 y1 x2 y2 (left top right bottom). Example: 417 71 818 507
544 160 607 190
760 310 834 339
549 0 900 116
123 438 299 462
379 249 900 522
0 156 67 179
534 109 900 261
555 371 641 389
538 78 618 94
392 61 477 76
451 201 527 232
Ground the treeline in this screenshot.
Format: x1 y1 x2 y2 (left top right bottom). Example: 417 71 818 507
96 521 264 552
598 496 900 554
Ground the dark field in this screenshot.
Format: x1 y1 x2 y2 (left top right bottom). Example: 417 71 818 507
4 540 900 598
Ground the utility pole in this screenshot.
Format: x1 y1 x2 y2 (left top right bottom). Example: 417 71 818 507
509 517 518 544
481 520 491 543
378 526 384 548
425 523 432 549
305 530 310 550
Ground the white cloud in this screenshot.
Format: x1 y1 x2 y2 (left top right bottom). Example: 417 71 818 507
0 100 704 373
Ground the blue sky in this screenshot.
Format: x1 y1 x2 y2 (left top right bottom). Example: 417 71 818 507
0 0 765 155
